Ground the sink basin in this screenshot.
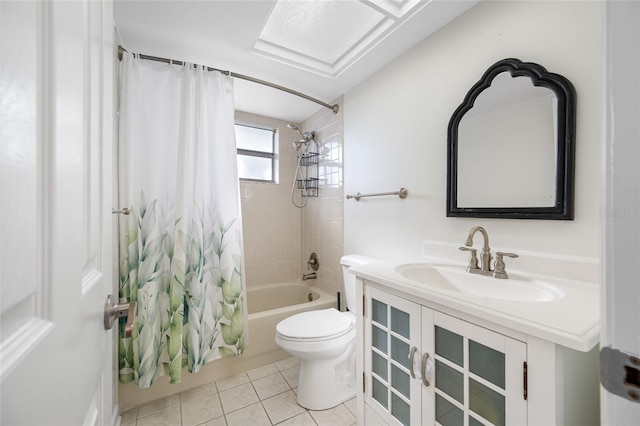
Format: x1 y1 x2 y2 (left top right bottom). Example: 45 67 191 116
395 263 565 302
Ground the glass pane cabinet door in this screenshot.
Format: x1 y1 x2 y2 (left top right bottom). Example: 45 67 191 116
365 287 422 426
432 312 527 426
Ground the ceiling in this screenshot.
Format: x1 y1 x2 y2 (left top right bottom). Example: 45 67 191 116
114 0 479 123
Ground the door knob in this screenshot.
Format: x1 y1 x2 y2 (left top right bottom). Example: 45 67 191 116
104 295 135 338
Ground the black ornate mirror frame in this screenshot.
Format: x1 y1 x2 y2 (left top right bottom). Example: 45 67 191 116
447 58 576 220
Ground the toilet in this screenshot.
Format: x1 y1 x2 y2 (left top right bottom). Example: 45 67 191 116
275 255 377 410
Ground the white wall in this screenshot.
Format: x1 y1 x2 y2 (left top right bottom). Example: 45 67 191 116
344 0 603 263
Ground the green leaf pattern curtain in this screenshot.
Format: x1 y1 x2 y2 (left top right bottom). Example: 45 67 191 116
118 54 246 388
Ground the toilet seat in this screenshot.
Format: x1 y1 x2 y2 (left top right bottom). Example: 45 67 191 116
276 308 352 341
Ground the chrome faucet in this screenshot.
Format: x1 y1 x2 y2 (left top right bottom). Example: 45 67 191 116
459 226 519 278
465 226 492 274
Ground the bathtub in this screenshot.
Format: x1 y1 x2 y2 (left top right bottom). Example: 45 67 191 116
245 283 337 357
119 282 336 410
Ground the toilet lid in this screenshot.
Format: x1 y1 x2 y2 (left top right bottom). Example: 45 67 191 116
276 308 352 340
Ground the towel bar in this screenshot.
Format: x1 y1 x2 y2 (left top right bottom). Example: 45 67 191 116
346 188 408 201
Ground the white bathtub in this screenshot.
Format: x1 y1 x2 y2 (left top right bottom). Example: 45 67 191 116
120 282 336 410
245 283 337 357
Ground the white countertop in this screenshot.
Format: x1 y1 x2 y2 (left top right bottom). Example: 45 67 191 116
350 259 600 352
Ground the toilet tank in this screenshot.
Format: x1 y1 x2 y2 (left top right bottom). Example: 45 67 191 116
340 255 379 313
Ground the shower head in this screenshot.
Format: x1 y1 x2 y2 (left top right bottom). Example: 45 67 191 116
288 124 315 152
287 123 303 137
287 124 315 143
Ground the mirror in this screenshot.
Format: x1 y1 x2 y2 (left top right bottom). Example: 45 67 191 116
447 58 576 219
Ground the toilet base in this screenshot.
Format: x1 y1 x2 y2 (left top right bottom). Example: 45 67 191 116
295 340 356 410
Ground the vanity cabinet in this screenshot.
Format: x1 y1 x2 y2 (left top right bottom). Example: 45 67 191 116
363 286 526 426
356 280 599 426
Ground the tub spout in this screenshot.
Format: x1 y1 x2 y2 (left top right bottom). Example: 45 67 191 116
303 272 316 281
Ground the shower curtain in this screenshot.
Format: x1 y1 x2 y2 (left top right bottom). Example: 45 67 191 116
117 53 246 388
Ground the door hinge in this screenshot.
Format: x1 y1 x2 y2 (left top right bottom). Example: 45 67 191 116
362 295 366 317
523 361 528 400
363 372 366 393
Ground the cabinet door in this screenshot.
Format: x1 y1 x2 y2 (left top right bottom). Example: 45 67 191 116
364 287 423 426
429 311 527 426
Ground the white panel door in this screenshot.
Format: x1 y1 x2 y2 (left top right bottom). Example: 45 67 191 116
602 1 640 424
0 1 115 425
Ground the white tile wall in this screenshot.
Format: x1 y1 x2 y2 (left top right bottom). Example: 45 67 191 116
236 111 303 287
236 98 345 304
301 97 345 307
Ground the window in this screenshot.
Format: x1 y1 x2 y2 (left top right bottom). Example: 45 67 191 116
235 123 276 182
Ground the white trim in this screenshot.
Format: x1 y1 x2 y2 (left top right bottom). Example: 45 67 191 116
601 0 640 423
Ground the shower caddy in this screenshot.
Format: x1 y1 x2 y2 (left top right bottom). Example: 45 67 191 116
297 144 319 198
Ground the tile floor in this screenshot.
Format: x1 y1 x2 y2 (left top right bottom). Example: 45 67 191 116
121 357 357 426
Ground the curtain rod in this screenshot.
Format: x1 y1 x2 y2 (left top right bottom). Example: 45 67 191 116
118 46 339 114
